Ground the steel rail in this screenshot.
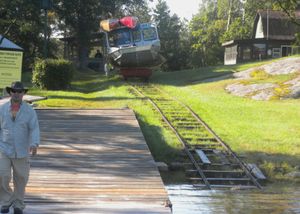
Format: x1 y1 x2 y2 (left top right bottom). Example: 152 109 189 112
153 84 262 189
129 83 211 189
129 82 262 189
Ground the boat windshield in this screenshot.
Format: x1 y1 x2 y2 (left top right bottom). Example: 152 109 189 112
108 29 131 47
142 27 157 41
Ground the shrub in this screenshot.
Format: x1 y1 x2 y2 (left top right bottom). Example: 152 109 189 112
32 59 75 90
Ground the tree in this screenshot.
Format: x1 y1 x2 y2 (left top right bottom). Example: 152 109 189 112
54 0 148 69
274 0 300 25
152 0 188 71
189 1 226 67
0 0 45 70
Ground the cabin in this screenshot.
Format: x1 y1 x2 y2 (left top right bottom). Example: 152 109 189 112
222 10 300 65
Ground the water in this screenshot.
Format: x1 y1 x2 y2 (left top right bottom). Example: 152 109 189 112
166 184 300 214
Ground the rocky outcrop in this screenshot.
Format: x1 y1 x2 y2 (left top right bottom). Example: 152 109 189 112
226 57 300 100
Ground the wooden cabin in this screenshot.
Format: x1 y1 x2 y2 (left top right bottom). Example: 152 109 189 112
222 10 300 65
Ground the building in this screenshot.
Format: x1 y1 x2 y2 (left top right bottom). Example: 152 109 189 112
222 10 300 65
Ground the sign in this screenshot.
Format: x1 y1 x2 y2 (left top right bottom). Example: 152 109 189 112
0 50 23 88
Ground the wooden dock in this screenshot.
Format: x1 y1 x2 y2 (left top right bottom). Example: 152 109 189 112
10 109 170 213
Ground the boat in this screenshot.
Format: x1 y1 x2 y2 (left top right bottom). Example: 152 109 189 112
100 17 164 70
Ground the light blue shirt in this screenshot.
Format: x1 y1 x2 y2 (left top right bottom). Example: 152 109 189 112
0 101 40 158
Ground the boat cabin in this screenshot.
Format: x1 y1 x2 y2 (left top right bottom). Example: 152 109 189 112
106 23 159 48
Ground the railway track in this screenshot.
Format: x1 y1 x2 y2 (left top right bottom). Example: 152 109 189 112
128 82 263 190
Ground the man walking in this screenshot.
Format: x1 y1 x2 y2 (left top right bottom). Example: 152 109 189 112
0 81 40 214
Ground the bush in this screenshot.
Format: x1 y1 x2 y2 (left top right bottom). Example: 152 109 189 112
32 59 75 90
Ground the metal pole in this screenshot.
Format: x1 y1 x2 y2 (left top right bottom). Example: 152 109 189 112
267 8 269 40
43 8 48 58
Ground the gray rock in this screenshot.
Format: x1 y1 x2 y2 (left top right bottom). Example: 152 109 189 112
286 171 300 178
156 162 169 171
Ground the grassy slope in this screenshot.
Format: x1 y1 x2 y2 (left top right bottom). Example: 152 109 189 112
27 57 300 181
151 58 300 181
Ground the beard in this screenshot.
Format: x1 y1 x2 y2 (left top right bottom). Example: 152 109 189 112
11 94 23 103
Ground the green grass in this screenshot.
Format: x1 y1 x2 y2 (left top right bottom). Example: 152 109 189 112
25 57 300 182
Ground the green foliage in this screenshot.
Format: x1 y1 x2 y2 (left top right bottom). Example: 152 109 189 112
53 0 148 69
221 18 252 43
189 2 226 67
0 0 44 70
261 160 295 181
32 59 75 90
153 0 189 71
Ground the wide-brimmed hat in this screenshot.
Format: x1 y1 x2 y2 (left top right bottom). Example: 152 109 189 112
6 81 28 94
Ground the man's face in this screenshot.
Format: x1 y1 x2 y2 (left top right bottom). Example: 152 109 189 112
10 89 24 103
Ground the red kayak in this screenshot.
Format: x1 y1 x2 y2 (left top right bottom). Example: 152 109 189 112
119 16 138 29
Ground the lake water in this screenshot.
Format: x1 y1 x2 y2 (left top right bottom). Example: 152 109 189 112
166 184 300 214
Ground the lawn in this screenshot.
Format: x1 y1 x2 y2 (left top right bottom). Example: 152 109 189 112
25 57 300 182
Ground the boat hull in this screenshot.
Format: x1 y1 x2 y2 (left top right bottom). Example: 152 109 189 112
107 44 164 68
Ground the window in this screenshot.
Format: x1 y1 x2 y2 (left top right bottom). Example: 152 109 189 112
253 43 266 59
272 48 281 58
132 30 141 42
243 46 251 60
108 30 131 47
142 27 157 41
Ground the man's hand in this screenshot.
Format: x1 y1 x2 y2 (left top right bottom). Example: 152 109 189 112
30 146 37 156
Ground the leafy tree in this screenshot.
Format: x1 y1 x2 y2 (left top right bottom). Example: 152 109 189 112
53 0 148 69
189 1 226 67
274 0 300 25
152 0 188 71
0 0 45 70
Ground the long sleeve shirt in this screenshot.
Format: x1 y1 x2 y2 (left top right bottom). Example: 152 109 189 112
0 101 40 158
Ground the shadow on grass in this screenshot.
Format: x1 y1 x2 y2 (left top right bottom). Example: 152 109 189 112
150 69 234 87
46 95 140 102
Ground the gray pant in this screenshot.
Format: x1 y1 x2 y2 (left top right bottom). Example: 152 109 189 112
0 151 30 210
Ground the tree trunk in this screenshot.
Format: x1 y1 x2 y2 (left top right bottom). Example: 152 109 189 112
226 0 232 31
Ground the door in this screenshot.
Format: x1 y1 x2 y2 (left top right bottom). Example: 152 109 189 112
281 46 292 57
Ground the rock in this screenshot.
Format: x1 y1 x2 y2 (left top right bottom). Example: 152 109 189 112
285 76 300 98
226 83 274 99
156 162 169 171
286 171 300 178
251 88 274 100
226 57 300 100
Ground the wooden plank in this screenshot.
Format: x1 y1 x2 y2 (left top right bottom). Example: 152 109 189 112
22 109 171 213
195 149 211 164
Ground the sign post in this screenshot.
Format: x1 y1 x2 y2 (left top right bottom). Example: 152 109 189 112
0 36 23 97
0 50 23 97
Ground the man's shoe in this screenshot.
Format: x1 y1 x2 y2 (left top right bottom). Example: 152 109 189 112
14 207 23 214
0 205 10 213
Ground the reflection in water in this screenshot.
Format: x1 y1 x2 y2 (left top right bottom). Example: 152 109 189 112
166 184 300 214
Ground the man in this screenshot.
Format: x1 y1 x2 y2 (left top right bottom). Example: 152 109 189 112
0 81 40 214
94 49 102 58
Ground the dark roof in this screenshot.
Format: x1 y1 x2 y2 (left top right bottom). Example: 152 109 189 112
0 35 23 50
221 38 293 47
253 10 300 40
